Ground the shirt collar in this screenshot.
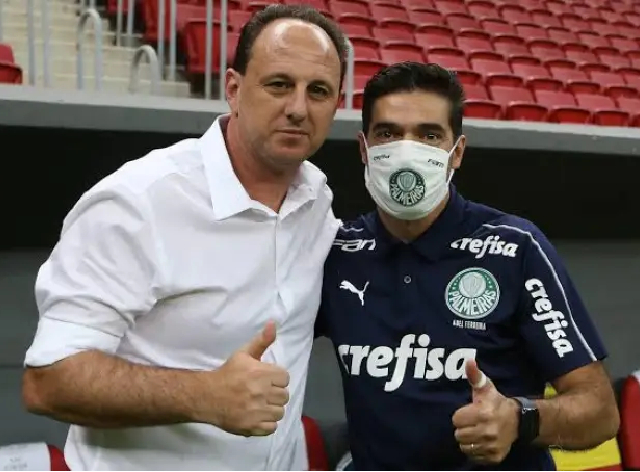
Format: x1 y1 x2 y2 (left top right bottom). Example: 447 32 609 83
199 115 326 221
369 185 467 260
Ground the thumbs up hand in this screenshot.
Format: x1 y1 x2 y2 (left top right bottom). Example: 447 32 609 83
212 321 290 437
451 360 520 465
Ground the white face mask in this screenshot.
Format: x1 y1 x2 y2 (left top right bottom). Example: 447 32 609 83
364 137 460 220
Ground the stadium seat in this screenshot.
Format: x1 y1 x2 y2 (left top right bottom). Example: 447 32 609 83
464 99 502 119
500 4 532 23
492 35 530 59
546 27 579 46
481 19 516 36
515 24 547 41
464 83 489 100
370 4 408 22
0 44 22 84
330 1 370 17
616 97 640 126
534 90 591 123
183 20 235 76
618 67 640 89
574 94 630 126
416 27 456 52
594 47 632 70
489 85 547 121
380 44 424 63
302 416 329 471
456 31 493 54
407 9 443 27
576 32 611 50
531 10 562 28
527 39 565 61
434 0 468 16
373 24 415 45
619 371 640 469
445 13 481 32
466 1 499 20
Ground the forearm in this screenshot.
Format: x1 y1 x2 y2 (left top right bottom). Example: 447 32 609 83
24 350 214 428
532 385 618 450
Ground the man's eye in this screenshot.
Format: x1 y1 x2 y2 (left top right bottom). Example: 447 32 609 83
309 85 329 97
269 81 289 89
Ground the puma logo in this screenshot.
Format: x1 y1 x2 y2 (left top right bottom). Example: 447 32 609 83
339 280 370 306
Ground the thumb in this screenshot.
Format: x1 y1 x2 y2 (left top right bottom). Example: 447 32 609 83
240 321 277 360
465 359 493 397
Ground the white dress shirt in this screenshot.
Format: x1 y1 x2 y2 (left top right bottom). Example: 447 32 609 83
24 116 340 471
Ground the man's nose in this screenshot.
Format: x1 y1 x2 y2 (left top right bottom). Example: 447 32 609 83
284 85 309 124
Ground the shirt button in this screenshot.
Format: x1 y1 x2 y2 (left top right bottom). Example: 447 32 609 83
404 275 412 284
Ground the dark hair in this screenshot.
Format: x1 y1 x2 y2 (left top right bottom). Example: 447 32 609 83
232 4 348 88
362 62 466 139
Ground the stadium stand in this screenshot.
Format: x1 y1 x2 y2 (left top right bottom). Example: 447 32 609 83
3 0 640 126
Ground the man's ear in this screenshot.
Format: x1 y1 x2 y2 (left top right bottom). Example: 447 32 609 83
358 132 368 165
225 68 241 116
451 135 466 170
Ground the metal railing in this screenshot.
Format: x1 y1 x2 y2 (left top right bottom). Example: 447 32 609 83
76 7 103 91
14 0 356 106
129 44 161 94
25 0 52 87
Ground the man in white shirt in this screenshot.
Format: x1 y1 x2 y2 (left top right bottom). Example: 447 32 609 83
21 5 346 470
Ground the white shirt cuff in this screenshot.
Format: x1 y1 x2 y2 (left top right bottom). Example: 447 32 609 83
24 316 121 367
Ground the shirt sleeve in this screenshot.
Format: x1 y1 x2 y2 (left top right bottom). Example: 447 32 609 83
516 225 607 382
24 184 159 367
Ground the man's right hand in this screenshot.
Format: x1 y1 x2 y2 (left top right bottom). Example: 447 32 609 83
210 321 290 437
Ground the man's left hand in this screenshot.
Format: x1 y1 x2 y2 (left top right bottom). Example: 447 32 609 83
452 359 520 465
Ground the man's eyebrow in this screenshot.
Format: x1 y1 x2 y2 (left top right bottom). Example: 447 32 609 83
371 122 402 131
262 73 293 82
416 123 447 133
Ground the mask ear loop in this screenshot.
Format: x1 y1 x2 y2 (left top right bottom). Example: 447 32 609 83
447 136 462 184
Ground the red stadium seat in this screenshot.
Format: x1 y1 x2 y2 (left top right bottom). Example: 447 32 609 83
0 61 22 84
402 0 435 9
594 47 632 70
228 10 252 31
499 4 531 23
619 372 640 468
183 21 237 76
492 35 530 59
407 9 443 27
608 35 640 54
527 77 564 92
445 13 480 32
330 1 370 17
354 59 386 76
371 4 409 22
576 32 611 49
546 27 579 46
546 0 572 16
464 100 502 119
464 83 489 100
434 0 468 16
531 10 562 28
489 85 548 121
456 33 494 55
534 90 592 123
373 24 415 45
481 19 516 36
616 97 640 126
380 44 424 63
515 23 547 41
574 94 630 126
302 416 329 471
416 27 456 52
527 39 565 61
466 1 499 20
350 37 381 60
618 67 640 89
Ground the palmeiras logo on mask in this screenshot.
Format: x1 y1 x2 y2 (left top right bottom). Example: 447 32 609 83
388 168 426 207
445 268 500 319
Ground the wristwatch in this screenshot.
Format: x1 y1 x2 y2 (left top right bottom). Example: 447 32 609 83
512 396 540 444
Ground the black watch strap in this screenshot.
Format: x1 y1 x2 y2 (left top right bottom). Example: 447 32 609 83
513 396 540 444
